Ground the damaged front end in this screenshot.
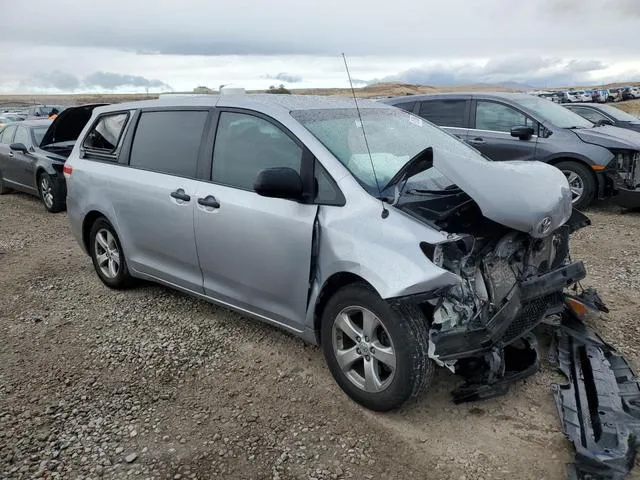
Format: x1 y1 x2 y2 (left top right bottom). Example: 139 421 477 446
610 150 640 209
395 190 591 401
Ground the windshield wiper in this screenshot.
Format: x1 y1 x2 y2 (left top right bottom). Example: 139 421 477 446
408 184 462 195
382 147 433 192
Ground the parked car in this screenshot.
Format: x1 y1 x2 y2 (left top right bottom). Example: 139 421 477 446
0 115 20 129
64 93 592 411
608 88 624 102
577 90 592 102
559 91 582 103
382 92 640 209
25 104 65 119
0 104 105 212
621 87 640 101
591 89 608 103
563 103 640 133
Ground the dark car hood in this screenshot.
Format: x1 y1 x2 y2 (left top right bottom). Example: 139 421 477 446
617 121 640 133
572 125 640 150
40 103 107 147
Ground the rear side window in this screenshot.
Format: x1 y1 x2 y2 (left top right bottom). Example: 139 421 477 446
394 101 415 113
83 113 129 154
129 110 208 178
0 125 16 144
418 100 467 128
212 112 302 190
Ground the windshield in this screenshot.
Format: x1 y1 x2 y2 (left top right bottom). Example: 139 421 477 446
291 107 485 195
512 95 593 128
33 126 48 146
595 104 639 122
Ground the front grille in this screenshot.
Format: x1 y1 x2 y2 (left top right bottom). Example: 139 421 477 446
502 292 562 344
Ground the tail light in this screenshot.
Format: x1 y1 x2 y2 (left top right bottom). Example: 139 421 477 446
63 164 73 177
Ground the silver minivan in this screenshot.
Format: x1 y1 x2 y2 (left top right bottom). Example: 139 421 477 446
65 93 589 411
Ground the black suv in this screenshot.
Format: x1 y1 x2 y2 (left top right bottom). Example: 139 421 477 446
383 93 640 209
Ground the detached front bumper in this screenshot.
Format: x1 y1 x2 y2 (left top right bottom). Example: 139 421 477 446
430 261 586 361
612 186 640 209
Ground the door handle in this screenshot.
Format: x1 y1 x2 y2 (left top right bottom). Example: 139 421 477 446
170 189 191 202
198 195 220 209
469 137 486 144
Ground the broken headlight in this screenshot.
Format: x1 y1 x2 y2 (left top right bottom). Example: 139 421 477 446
420 235 475 274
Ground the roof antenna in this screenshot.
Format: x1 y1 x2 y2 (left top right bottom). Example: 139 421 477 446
342 53 389 219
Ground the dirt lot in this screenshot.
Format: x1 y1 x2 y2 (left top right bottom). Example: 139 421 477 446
1 193 639 480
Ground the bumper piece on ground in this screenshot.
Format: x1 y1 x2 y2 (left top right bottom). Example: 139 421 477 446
452 333 539 404
612 187 640 209
551 313 640 480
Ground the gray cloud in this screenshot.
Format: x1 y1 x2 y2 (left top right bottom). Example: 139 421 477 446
484 57 561 76
564 59 608 73
84 71 171 90
19 71 171 92
1 0 639 58
544 0 640 17
262 72 303 83
376 56 613 88
22 70 81 90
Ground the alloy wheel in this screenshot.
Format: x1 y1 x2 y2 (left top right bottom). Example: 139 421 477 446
332 306 396 393
40 176 54 209
94 229 121 279
562 169 584 204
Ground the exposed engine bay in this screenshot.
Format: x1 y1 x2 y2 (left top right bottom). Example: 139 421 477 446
391 186 640 478
396 190 588 395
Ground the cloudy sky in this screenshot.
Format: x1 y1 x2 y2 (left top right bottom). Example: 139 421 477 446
1 0 640 93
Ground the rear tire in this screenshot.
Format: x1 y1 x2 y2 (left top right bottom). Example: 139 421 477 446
38 172 65 213
555 160 596 210
89 217 134 289
321 283 434 411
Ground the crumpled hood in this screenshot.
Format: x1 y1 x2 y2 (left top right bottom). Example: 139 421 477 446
572 125 640 150
40 103 107 147
434 153 572 237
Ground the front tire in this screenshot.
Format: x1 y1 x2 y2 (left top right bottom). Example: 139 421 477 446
89 218 134 289
555 160 596 210
321 283 434 411
38 172 65 213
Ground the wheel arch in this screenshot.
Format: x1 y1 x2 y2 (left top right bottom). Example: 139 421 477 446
33 162 58 186
546 156 598 184
313 272 376 345
82 210 110 253
34 165 49 190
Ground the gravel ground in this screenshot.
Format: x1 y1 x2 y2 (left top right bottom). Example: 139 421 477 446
1 192 640 480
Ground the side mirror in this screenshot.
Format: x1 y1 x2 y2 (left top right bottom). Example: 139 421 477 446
254 167 304 201
9 142 28 153
510 125 535 140
596 119 613 127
